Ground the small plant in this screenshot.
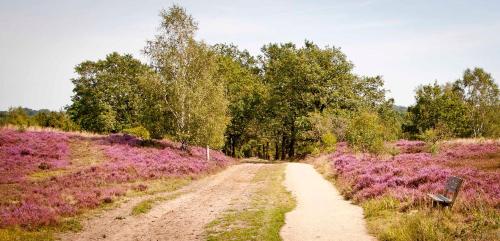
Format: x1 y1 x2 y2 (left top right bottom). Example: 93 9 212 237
321 132 337 152
131 199 154 215
122 126 151 140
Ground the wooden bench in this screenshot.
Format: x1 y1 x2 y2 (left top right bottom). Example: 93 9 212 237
427 176 464 208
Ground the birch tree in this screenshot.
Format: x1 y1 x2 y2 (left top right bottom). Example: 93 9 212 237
144 5 229 149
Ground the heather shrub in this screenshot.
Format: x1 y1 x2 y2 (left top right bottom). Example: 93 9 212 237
0 129 233 229
122 126 151 140
331 140 500 205
329 139 500 241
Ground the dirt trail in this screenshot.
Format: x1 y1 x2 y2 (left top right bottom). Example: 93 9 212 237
280 163 375 241
60 163 264 241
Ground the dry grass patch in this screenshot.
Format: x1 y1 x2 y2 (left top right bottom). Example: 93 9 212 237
28 138 106 181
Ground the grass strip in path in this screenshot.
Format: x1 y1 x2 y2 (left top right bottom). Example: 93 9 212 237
204 164 296 241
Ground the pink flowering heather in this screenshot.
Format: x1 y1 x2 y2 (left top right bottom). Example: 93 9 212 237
331 141 500 210
0 129 233 229
0 129 69 184
394 139 426 153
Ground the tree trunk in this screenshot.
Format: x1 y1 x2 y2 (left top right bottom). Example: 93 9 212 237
281 134 287 160
266 142 270 160
274 141 279 160
231 136 236 157
181 140 189 152
288 122 296 158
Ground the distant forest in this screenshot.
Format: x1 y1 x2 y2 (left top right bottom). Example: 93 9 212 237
2 5 499 159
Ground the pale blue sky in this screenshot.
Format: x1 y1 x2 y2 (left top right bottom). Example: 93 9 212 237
1 0 499 110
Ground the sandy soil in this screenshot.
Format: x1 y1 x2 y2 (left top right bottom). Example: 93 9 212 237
280 163 375 241
59 163 264 241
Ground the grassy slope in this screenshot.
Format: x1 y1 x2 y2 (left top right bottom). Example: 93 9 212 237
204 164 296 241
0 128 229 241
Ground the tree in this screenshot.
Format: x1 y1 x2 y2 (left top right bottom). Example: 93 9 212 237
260 41 390 158
406 82 471 138
144 5 229 149
68 52 155 133
406 68 499 139
453 67 499 137
212 44 266 157
4 107 31 128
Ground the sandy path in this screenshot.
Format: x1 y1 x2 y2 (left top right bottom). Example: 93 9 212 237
280 163 375 241
60 163 264 241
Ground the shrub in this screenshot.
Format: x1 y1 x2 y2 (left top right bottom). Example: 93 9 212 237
122 126 151 140
320 132 337 152
346 111 385 154
0 129 233 229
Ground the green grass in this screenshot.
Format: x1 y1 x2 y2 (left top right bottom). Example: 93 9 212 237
0 218 82 241
204 164 296 241
0 228 52 241
131 199 155 215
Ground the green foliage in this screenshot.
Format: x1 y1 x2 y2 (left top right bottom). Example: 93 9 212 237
122 126 151 140
33 111 79 131
406 82 471 138
346 111 386 154
406 67 499 139
58 4 499 159
453 67 500 137
68 52 156 133
0 107 78 132
212 43 266 157
5 107 31 128
260 41 387 158
300 112 337 155
377 99 403 140
321 132 337 151
144 5 229 148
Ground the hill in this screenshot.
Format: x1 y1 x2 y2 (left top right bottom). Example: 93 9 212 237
0 128 233 230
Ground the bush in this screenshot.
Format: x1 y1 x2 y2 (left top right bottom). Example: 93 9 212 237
5 107 31 128
346 111 385 154
122 126 151 140
302 112 337 155
33 111 79 131
320 132 337 152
